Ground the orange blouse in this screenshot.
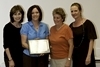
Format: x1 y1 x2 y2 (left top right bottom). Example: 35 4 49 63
49 24 73 59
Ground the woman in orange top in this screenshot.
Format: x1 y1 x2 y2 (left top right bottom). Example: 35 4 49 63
49 7 74 67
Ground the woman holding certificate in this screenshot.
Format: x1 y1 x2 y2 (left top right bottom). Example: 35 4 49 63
49 8 74 67
20 5 49 67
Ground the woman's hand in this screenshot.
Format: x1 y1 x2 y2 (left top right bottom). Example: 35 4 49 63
65 60 71 67
85 56 91 65
39 53 44 56
9 59 15 67
35 38 40 40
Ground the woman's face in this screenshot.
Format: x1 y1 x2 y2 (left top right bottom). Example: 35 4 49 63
53 13 63 25
32 8 40 21
70 6 81 19
13 11 22 23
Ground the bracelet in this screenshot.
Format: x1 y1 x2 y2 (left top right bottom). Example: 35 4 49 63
67 58 71 61
9 59 12 61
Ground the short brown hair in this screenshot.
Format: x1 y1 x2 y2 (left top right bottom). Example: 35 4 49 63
52 7 66 22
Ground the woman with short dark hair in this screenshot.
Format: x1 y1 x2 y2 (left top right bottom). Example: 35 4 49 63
20 5 49 67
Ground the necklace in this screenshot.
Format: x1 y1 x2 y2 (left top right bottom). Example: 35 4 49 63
56 23 64 30
75 24 85 48
11 22 21 28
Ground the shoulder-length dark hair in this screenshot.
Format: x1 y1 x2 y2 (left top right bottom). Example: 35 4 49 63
10 5 24 23
27 5 42 21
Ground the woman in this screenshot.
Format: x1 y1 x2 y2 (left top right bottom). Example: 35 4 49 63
3 5 24 67
20 5 49 67
69 2 97 67
49 7 74 67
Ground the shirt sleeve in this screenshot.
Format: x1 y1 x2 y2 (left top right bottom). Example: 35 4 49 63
65 25 73 40
20 24 28 36
86 20 97 39
45 24 49 37
3 25 10 49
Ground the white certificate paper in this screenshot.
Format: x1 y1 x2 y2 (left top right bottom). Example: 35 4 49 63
28 39 50 54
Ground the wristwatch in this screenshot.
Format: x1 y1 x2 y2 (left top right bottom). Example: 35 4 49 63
67 58 71 61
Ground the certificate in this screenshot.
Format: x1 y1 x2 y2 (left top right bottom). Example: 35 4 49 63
28 39 50 54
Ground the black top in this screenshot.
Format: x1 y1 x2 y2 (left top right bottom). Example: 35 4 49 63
3 22 23 60
69 19 97 67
